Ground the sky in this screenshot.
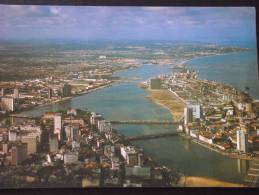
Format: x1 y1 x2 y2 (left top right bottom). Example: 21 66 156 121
0 6 256 43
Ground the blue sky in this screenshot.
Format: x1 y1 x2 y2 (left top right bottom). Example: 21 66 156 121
0 6 256 43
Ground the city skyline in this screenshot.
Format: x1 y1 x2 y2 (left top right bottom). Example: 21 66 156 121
0 5 259 188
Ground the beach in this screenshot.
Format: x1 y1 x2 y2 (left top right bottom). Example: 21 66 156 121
177 176 245 187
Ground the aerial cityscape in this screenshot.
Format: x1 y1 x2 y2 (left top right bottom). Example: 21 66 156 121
0 6 258 187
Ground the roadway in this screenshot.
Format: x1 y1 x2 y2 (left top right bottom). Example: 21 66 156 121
124 132 179 141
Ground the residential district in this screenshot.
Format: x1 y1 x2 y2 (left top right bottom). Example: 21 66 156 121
145 68 259 186
0 55 139 114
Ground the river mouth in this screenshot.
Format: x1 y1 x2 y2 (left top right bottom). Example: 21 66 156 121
20 62 254 185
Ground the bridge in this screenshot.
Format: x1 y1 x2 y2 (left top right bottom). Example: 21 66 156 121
244 159 259 187
110 120 180 125
124 132 179 141
9 114 39 120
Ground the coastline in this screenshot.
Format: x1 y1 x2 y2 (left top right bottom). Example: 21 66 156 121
178 50 249 68
177 176 245 187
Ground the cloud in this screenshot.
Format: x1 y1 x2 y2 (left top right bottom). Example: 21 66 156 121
50 7 61 15
0 6 255 41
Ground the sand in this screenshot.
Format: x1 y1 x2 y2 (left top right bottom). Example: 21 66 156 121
146 89 185 122
177 176 245 187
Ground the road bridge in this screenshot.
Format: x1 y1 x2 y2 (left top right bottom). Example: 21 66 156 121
9 114 39 120
110 120 180 125
124 132 179 141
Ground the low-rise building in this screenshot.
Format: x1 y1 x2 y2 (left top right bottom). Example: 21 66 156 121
64 151 78 164
125 166 151 179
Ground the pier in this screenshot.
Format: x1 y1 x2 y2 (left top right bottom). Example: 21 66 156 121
125 132 179 141
110 120 179 125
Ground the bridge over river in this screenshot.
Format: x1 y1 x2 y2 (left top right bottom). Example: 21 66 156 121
124 132 180 141
9 114 40 120
110 120 180 125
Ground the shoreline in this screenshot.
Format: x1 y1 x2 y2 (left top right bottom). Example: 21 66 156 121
179 134 254 160
177 176 245 187
14 82 116 116
143 84 256 161
178 50 249 68
144 88 185 123
143 88 250 186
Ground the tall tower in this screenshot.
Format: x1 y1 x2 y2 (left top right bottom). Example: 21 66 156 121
13 88 19 99
192 104 203 120
62 83 71 97
54 113 62 140
236 130 248 153
0 88 4 97
48 88 53 99
184 106 193 125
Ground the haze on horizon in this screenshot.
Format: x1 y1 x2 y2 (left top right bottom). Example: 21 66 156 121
0 6 256 44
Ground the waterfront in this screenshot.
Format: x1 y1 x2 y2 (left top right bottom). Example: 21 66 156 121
185 50 259 99
20 55 258 184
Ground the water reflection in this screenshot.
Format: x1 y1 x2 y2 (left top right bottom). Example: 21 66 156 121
183 139 191 151
237 159 249 176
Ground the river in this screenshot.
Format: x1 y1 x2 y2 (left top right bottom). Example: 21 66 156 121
20 55 257 184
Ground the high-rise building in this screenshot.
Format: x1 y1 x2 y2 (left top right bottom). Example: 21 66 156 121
49 134 59 153
127 153 139 166
1 97 15 111
65 126 72 141
71 126 79 142
11 143 27 166
184 106 193 125
21 136 37 154
0 88 4 97
97 120 112 133
2 143 9 154
90 112 103 126
245 103 252 113
8 130 17 142
48 88 53 99
236 130 248 153
62 83 72 97
138 153 144 166
120 146 139 166
67 108 77 116
191 104 203 120
150 78 161 89
13 88 19 99
54 114 62 140
237 159 249 175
